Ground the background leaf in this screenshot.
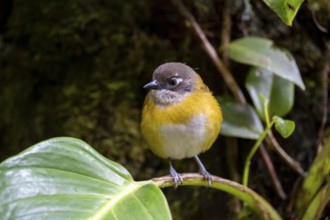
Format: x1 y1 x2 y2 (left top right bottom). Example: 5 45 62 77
221 100 264 139
295 137 330 218
246 67 294 120
301 182 330 220
0 137 171 220
269 71 295 117
263 0 304 26
228 37 305 90
273 116 295 138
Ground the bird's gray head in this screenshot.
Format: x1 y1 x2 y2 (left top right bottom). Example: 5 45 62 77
144 62 198 92
143 62 200 106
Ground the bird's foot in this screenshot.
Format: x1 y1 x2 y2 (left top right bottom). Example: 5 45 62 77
169 160 183 188
199 168 213 185
194 155 213 185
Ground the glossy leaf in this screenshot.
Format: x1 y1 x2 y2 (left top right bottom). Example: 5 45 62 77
221 101 264 139
273 116 295 138
263 0 304 26
228 37 305 90
0 137 171 220
246 68 294 120
295 138 330 219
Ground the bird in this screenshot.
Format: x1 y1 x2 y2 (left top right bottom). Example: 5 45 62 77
141 62 222 187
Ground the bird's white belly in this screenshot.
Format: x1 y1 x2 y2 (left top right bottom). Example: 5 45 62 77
160 114 207 159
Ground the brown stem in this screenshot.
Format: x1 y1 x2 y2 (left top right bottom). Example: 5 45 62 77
259 144 287 199
267 132 305 176
171 0 246 104
311 9 329 33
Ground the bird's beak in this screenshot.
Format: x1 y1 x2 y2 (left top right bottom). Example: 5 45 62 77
143 80 160 90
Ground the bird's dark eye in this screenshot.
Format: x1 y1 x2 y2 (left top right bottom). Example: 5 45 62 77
167 77 182 87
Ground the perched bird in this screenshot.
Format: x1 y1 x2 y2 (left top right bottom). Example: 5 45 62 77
141 62 222 186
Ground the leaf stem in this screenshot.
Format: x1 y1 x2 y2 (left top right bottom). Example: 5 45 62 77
242 121 274 186
266 132 305 175
259 144 287 199
242 99 273 186
264 99 270 127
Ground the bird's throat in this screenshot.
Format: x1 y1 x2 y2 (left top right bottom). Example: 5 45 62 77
149 89 189 106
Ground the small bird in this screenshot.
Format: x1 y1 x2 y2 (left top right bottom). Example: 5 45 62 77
141 62 222 186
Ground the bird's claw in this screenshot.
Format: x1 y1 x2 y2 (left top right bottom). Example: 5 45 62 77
200 169 213 185
194 155 213 186
169 160 183 188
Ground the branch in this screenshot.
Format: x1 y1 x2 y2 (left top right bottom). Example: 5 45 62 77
266 132 305 176
152 173 281 220
171 0 246 104
259 145 287 199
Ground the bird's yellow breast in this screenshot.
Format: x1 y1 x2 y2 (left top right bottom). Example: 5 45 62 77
141 84 222 159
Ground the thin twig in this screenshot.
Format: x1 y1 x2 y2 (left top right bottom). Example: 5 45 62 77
311 9 328 33
266 132 305 176
259 144 287 199
171 0 246 104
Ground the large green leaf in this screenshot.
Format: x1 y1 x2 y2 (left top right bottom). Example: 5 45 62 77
0 137 171 220
245 67 294 120
221 100 264 139
263 0 304 26
228 37 305 90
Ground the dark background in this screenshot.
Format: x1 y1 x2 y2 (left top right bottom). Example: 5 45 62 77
0 0 329 219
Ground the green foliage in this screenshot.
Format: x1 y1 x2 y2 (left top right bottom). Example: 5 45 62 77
220 31 328 218
222 36 301 216
263 0 304 26
273 116 295 138
3 136 328 220
221 37 300 141
0 0 326 219
220 101 263 139
301 182 330 220
227 37 305 90
295 138 330 219
1 137 283 220
246 68 294 120
0 137 171 220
